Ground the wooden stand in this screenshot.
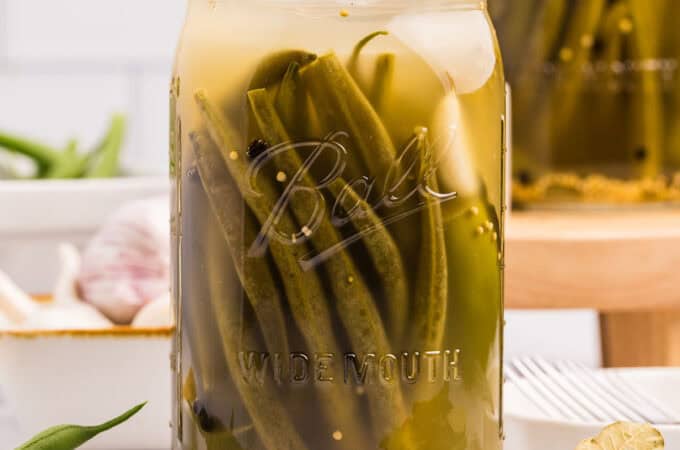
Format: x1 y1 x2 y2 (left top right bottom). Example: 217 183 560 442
506 210 680 367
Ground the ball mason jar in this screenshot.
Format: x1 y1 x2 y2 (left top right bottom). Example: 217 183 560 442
490 0 680 207
170 1 506 449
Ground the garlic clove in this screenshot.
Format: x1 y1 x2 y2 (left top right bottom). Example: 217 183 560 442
21 302 113 331
0 269 38 324
53 243 82 305
132 294 173 328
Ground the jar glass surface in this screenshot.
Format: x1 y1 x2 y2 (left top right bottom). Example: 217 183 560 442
170 1 505 449
490 0 680 207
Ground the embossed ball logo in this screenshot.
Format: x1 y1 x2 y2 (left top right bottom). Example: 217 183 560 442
245 130 458 269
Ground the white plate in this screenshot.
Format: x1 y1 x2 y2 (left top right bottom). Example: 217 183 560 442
0 177 168 292
0 328 173 449
504 368 680 450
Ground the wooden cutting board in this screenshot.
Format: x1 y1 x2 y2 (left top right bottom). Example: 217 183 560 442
506 210 680 367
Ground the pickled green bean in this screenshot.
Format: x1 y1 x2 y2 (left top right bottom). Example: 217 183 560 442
411 129 448 353
274 62 308 139
195 89 337 358
547 0 606 145
191 131 290 357
182 166 233 402
300 52 398 181
326 179 409 344
628 0 665 178
370 53 395 116
347 30 389 83
248 50 317 90
202 206 309 450
195 90 373 449
247 88 413 443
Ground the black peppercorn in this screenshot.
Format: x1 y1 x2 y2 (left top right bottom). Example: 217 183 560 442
517 170 534 186
247 139 270 159
193 401 218 432
634 146 648 162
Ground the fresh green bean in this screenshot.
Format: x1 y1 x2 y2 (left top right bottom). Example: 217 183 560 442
0 132 59 175
191 131 290 356
45 139 88 179
370 53 395 116
86 114 126 178
247 88 413 444
300 52 398 181
15 403 145 450
411 129 448 353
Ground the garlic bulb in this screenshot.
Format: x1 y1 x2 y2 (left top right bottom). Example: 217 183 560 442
77 197 170 324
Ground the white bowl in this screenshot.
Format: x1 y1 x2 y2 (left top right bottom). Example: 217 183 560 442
504 368 680 450
0 177 168 292
0 327 173 449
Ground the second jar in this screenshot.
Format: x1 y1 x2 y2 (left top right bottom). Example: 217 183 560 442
492 0 680 207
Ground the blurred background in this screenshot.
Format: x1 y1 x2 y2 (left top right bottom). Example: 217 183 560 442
1 1 679 448
0 0 185 291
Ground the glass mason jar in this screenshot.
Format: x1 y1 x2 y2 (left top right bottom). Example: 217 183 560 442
490 0 680 207
170 1 506 449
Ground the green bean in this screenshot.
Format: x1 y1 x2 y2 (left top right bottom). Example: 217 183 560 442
370 53 395 116
444 197 502 386
202 205 309 450
300 52 398 181
274 62 308 139
0 132 59 175
15 403 145 450
347 30 389 83
511 0 568 156
195 90 374 448
628 0 665 178
547 0 606 144
191 131 290 356
45 139 88 179
496 0 539 81
194 90 336 357
247 88 413 444
181 167 232 402
411 129 447 353
248 50 317 90
86 114 126 178
326 178 408 344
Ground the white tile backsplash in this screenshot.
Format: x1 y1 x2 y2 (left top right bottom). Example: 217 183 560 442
125 72 171 175
0 73 131 150
0 0 186 175
6 0 185 65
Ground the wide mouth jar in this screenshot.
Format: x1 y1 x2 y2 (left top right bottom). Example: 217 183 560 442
170 1 505 449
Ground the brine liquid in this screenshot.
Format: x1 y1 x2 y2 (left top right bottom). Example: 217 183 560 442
171 2 505 449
